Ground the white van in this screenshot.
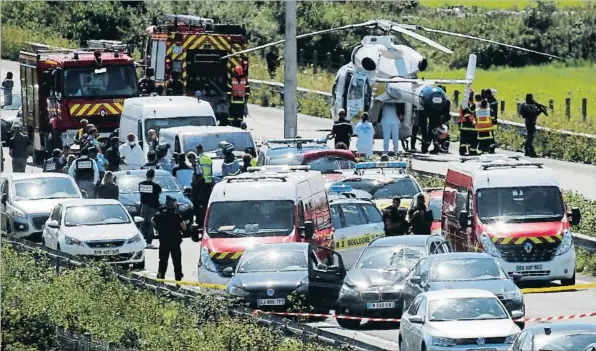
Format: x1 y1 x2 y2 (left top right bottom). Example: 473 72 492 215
159 126 256 181
119 96 217 155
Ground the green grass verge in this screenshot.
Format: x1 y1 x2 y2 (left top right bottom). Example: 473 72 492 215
419 0 588 9
0 244 335 351
0 25 75 61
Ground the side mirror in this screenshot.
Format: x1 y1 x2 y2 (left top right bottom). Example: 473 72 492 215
409 315 424 324
511 310 524 320
222 267 234 277
81 190 88 199
458 210 469 229
1 194 7 205
302 220 315 240
511 272 522 282
410 275 422 285
46 220 60 228
316 263 328 271
134 216 144 224
569 207 581 226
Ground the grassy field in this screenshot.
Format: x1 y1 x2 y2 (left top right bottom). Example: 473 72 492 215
419 0 588 9
249 56 596 133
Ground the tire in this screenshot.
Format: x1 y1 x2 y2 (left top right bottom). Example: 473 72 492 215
133 260 146 271
399 338 406 351
336 316 361 329
561 271 576 286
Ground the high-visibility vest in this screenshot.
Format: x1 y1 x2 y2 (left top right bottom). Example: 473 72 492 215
475 107 494 132
250 158 257 167
231 78 247 101
198 154 213 183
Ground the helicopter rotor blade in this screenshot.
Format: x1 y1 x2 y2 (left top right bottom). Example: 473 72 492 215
221 20 378 59
418 26 562 59
383 21 453 54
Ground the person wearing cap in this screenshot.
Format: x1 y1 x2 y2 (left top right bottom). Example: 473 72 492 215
68 147 99 198
172 153 194 188
119 133 146 170
141 151 162 170
328 109 353 149
105 137 123 172
382 197 408 236
153 195 186 280
195 144 213 184
43 148 66 173
139 169 162 248
8 124 31 172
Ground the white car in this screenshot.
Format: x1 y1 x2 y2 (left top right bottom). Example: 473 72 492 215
399 289 522 351
42 199 146 269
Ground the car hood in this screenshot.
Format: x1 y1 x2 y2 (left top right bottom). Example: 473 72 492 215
374 199 412 211
62 223 139 241
428 319 519 339
429 279 516 296
482 221 564 239
118 191 192 207
14 199 78 215
230 271 308 291
345 268 409 288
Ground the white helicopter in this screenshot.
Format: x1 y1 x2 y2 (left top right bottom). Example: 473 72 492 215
224 19 560 141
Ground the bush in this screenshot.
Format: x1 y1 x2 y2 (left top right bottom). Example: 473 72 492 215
0 244 336 351
0 26 75 61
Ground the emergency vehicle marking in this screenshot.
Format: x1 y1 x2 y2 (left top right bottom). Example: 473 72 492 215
334 231 385 250
69 102 123 117
209 251 243 260
491 234 562 245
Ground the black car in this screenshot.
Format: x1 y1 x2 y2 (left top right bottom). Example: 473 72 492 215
510 322 596 351
113 170 194 234
225 243 346 313
402 252 525 319
335 235 449 329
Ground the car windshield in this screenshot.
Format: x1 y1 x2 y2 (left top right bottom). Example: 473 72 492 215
429 297 508 321
64 204 131 226
266 145 326 166
537 333 596 351
476 186 565 223
430 258 506 282
355 246 425 271
339 178 420 199
206 200 295 238
63 65 137 98
184 132 254 153
237 249 308 273
145 117 216 136
428 197 442 221
13 178 79 201
116 175 181 193
1 94 21 110
305 156 355 174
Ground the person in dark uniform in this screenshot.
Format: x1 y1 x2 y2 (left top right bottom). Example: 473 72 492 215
139 169 162 249
68 148 99 198
265 48 280 78
43 149 66 173
153 195 186 281
382 197 408 236
95 171 119 200
141 151 162 170
138 68 156 95
167 71 184 96
458 90 478 156
328 109 353 149
191 172 211 227
408 202 433 234
104 137 122 172
519 93 547 158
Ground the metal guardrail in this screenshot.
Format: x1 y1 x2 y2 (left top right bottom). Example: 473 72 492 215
249 79 596 140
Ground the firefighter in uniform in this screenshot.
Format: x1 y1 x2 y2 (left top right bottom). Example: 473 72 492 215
139 169 162 248
153 195 186 281
43 149 66 173
475 95 496 154
68 148 99 198
458 90 478 156
227 66 250 128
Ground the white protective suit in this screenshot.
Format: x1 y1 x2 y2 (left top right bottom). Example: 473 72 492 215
381 104 400 154
355 120 375 157
119 142 147 170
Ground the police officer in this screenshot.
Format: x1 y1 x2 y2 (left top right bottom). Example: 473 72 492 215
458 90 478 156
220 142 240 177
139 169 162 249
408 202 433 234
195 144 213 185
382 197 408 236
105 137 123 172
153 195 186 281
475 96 496 154
8 125 31 172
43 149 66 173
519 93 548 158
68 148 99 198
141 151 162 170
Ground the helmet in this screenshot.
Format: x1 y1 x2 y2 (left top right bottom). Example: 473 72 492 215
233 66 243 76
433 124 449 140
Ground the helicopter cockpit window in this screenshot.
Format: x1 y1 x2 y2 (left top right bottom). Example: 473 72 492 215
348 75 365 100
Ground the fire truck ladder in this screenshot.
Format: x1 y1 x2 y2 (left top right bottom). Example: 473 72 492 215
158 14 214 30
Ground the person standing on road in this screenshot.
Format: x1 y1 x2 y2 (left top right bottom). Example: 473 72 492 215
476 94 496 154
147 129 159 152
354 112 374 158
153 195 186 281
328 109 353 149
95 171 119 200
156 144 174 173
191 171 210 227
88 146 107 182
2 72 14 106
519 93 547 158
119 133 146 170
139 169 162 249
171 153 193 188
105 137 123 172
75 119 89 142
60 145 71 166
195 144 213 185
68 148 99 198
408 202 433 235
62 154 76 173
8 125 31 172
458 90 478 156
382 197 408 236
43 149 66 173
141 151 162 170
380 104 401 155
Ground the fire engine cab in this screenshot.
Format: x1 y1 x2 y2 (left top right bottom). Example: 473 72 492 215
19 40 138 164
442 155 581 286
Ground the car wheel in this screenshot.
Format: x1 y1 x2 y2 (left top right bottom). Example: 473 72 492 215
133 260 146 271
421 342 426 351
561 271 576 286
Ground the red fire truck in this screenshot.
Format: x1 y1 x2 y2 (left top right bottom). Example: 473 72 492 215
19 40 139 164
140 14 249 126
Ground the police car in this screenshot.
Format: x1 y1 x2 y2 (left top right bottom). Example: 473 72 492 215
330 161 423 212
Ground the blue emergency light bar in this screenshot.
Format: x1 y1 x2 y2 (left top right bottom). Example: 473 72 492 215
355 161 408 170
328 184 353 194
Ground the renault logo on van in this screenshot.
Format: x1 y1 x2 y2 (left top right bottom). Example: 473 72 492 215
100 109 106 117
524 242 533 253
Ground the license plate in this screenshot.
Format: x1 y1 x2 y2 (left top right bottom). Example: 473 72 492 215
366 302 395 309
257 298 285 306
93 249 119 255
516 264 543 271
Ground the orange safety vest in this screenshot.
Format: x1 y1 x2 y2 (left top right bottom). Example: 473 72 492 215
231 78 247 99
475 107 493 132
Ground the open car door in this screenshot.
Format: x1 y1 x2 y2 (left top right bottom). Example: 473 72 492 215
308 246 346 309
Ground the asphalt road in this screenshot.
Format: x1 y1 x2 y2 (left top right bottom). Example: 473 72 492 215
2 59 596 350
